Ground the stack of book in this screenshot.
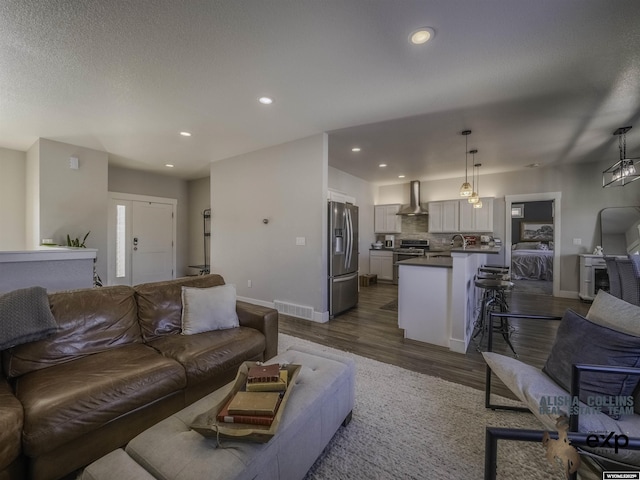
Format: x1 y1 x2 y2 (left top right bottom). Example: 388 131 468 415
216 364 289 426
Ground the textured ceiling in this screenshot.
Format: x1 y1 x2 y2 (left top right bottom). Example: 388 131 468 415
1 0 640 183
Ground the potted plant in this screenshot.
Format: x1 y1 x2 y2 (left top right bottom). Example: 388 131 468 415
66 231 90 248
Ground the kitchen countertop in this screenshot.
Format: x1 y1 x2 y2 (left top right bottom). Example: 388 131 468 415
396 256 453 268
449 245 502 254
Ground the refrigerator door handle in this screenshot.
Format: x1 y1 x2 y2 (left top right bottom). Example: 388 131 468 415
333 272 358 283
345 208 351 269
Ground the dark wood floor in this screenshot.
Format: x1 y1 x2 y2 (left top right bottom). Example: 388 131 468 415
280 281 590 399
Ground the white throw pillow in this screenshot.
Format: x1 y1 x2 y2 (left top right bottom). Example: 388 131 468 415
586 289 640 337
181 284 239 335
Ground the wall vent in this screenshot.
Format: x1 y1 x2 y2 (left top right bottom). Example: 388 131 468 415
273 301 314 321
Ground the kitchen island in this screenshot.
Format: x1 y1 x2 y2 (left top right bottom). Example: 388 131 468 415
397 246 501 353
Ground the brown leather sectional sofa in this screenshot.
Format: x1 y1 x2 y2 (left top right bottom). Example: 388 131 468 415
0 275 278 480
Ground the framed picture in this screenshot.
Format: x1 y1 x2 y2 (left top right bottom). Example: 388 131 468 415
511 204 524 218
521 222 554 241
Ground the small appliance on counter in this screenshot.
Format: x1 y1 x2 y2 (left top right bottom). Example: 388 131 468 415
384 235 395 248
480 235 492 245
371 242 383 249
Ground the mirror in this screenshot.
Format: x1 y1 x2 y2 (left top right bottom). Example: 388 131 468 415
599 207 640 255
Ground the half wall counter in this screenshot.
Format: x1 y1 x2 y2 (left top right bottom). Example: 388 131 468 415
397 247 501 353
0 247 97 294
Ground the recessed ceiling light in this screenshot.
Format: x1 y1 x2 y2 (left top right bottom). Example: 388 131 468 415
179 132 191 137
351 147 361 152
258 97 274 105
409 27 434 45
165 164 174 168
526 163 541 168
379 164 387 168
398 175 406 178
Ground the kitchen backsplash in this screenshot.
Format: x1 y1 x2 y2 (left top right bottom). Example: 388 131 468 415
400 215 428 234
374 214 493 249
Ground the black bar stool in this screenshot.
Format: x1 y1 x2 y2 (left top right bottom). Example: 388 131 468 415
472 277 516 356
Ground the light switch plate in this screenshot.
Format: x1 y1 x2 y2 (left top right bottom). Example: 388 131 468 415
296 237 306 246
573 238 582 245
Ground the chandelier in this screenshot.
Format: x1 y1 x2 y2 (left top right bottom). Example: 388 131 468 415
459 130 473 197
602 126 640 187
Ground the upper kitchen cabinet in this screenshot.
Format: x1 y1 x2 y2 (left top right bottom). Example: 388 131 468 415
374 204 402 233
428 201 459 233
459 197 494 232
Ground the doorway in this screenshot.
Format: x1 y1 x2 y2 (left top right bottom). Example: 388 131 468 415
505 192 562 297
107 193 177 286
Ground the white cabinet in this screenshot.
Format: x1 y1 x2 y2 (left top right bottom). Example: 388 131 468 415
579 254 609 301
459 197 494 232
428 201 460 233
374 204 402 233
369 250 394 281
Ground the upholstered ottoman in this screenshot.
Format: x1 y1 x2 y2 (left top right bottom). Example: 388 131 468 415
81 346 355 480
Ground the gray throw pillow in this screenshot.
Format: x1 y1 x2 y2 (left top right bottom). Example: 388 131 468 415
543 309 640 418
0 286 58 350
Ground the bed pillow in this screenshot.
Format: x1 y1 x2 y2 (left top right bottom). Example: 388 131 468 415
515 242 540 250
536 243 549 250
543 309 640 418
0 286 58 350
181 284 239 335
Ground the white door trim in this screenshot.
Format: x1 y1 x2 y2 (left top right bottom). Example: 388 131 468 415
107 192 177 286
504 192 563 297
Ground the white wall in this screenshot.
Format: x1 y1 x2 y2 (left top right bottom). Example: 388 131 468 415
378 160 640 293
328 166 376 274
211 134 328 318
25 140 40 249
187 177 211 269
108 166 190 276
0 147 26 249
36 139 109 280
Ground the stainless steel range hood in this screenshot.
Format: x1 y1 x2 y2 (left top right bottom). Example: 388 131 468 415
397 180 428 216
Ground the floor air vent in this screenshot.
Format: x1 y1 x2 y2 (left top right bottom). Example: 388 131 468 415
273 301 314 320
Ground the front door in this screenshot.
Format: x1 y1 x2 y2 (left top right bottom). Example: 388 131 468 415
108 194 176 286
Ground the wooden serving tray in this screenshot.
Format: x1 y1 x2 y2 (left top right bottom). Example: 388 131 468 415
190 362 301 443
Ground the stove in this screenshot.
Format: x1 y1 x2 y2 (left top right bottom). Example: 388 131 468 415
392 240 429 284
394 239 430 255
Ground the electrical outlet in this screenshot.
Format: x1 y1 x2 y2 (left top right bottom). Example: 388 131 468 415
247 280 252 288
573 238 582 246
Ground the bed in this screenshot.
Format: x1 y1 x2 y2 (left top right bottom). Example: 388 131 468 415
510 242 553 280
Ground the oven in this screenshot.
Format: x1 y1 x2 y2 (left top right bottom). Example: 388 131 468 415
392 240 429 285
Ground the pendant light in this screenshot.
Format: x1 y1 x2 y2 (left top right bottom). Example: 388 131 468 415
468 149 479 204
473 163 483 209
602 126 640 187
459 130 473 197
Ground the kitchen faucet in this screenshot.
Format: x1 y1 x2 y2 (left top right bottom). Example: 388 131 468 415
451 234 467 249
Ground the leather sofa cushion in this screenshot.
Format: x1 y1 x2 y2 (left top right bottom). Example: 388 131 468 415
3 285 140 379
0 378 22 471
135 275 225 342
15 344 186 457
147 327 265 386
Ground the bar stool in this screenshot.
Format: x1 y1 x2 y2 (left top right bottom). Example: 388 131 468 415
472 277 516 356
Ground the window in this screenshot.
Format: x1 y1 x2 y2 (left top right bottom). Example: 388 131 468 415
116 205 126 278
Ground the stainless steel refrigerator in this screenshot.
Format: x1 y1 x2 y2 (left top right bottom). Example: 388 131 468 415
328 201 359 318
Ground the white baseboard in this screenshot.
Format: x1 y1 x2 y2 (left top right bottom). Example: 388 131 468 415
237 296 274 309
237 295 328 323
449 338 468 354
